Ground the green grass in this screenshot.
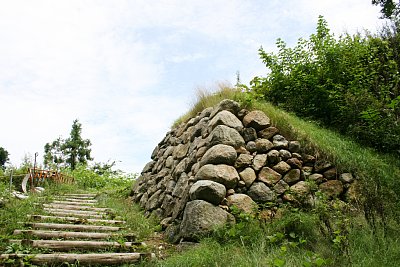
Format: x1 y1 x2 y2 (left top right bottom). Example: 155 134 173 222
97 193 159 240
1 86 399 266
173 83 250 127
0 171 157 262
159 85 400 267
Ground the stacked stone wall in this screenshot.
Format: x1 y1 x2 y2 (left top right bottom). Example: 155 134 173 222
131 99 357 241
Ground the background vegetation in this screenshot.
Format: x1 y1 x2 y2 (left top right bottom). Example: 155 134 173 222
250 16 400 156
44 119 93 170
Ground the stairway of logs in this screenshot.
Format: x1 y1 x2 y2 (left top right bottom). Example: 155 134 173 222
0 193 155 266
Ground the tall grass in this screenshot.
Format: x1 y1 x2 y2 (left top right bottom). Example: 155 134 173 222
173 83 249 127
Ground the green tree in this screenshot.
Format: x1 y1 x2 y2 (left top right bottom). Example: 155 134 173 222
44 119 93 170
0 147 9 170
372 0 400 20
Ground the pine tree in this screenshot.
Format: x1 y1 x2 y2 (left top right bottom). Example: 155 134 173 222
44 119 93 170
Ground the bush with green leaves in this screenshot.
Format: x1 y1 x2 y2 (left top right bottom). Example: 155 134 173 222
252 16 400 155
63 164 137 192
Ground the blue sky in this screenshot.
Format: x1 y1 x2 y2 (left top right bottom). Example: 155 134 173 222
0 0 384 173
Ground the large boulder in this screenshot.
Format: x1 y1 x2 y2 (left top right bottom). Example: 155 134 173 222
235 154 254 169
283 169 301 185
226 194 257 215
272 161 292 174
210 99 241 118
180 200 235 240
252 154 268 171
247 182 276 202
239 167 257 187
242 127 257 142
243 110 271 130
290 181 310 198
319 180 343 198
258 167 282 186
209 110 243 131
272 135 288 149
195 164 239 189
255 138 274 153
258 127 279 139
199 144 237 167
208 125 245 148
189 180 226 205
173 143 190 160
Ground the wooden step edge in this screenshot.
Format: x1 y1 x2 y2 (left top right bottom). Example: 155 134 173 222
63 193 97 197
44 211 107 219
44 204 111 212
43 208 108 215
8 240 146 251
0 252 156 265
13 230 136 241
53 198 98 203
49 200 97 206
23 222 124 232
58 196 96 200
28 214 126 225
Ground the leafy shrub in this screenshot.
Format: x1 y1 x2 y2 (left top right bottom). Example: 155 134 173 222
253 16 400 155
64 164 136 192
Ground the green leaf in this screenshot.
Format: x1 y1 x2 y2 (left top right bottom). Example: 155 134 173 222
273 258 286 267
315 257 326 266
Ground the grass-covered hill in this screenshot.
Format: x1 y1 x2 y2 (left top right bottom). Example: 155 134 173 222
162 85 400 267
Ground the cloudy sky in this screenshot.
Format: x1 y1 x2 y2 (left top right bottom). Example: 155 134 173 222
0 0 384 173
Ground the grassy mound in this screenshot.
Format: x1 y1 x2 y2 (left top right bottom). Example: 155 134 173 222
158 85 400 267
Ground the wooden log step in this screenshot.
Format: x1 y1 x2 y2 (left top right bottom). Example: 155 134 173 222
13 230 136 241
25 222 122 232
63 193 97 197
59 195 96 200
28 214 126 225
44 207 107 215
44 211 108 219
51 200 97 206
9 240 144 251
43 203 111 212
0 253 155 265
55 198 98 203
44 211 106 219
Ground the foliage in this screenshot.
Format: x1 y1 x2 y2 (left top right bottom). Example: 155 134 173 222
252 16 400 156
44 119 93 170
62 164 136 192
0 147 9 170
91 160 118 175
372 0 400 20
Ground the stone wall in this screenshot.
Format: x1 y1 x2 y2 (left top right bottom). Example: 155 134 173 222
131 99 357 241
